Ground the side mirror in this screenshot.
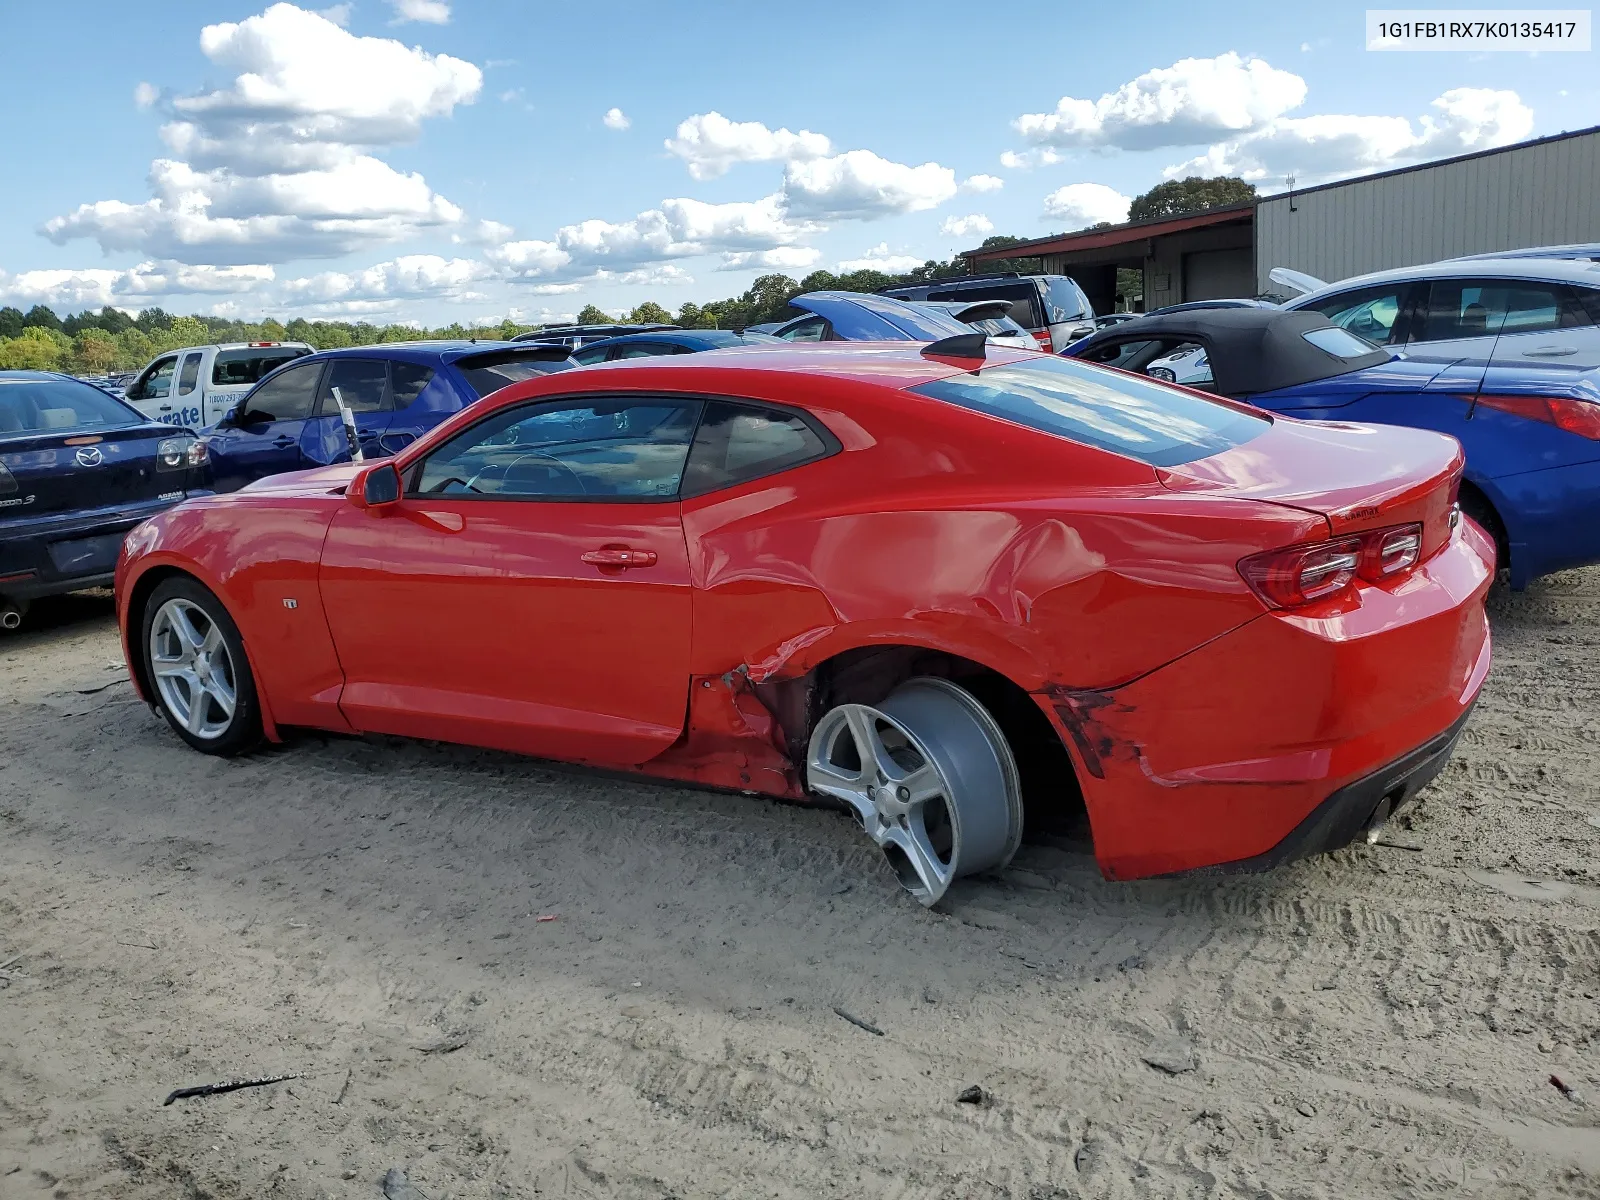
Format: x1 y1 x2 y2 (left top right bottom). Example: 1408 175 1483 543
350 462 402 510
215 403 241 429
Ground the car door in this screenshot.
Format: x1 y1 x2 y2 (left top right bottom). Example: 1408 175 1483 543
1404 277 1600 370
299 357 393 466
206 360 324 493
170 350 205 430
122 354 179 425
318 394 701 764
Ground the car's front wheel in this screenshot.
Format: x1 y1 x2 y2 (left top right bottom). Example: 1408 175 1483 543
142 577 263 756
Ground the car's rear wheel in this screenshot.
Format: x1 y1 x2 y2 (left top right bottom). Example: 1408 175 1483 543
806 677 1023 906
1459 485 1508 575
142 577 262 756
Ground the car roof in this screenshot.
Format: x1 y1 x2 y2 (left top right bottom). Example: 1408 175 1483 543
581 329 747 350
1451 242 1600 262
295 340 562 366
785 291 974 340
1290 256 1600 304
1069 308 1390 396
563 340 1037 388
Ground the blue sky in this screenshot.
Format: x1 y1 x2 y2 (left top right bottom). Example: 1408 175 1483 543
0 0 1593 325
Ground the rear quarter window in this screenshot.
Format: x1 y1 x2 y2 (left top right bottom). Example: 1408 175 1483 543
909 355 1266 468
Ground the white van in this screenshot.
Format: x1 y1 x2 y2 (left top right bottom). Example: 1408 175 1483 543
123 342 315 431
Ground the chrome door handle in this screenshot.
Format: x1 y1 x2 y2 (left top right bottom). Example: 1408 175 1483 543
272 436 296 448
1523 346 1578 357
581 547 657 568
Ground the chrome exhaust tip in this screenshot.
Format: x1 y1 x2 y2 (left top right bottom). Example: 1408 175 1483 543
0 607 22 631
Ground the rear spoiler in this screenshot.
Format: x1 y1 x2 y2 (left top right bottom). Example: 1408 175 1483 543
455 344 575 369
948 299 1012 322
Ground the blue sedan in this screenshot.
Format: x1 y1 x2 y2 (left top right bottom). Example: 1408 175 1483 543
198 340 572 493
1067 307 1600 588
1 371 202 629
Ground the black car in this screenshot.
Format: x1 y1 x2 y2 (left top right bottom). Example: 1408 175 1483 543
879 273 1096 351
511 323 679 349
0 371 203 630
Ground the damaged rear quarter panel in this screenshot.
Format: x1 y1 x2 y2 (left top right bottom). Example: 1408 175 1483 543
669 377 1326 807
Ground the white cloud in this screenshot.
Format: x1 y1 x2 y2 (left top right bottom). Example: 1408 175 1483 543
835 243 925 273
44 4 480 264
0 261 275 310
1015 53 1307 151
603 107 631 131
781 150 957 220
999 148 1060 170
665 112 831 179
939 214 993 238
318 3 353 25
489 193 819 285
133 82 159 109
1042 183 1130 229
45 156 465 265
499 88 523 103
1166 87 1534 185
961 174 1004 193
717 247 822 271
388 0 449 22
278 255 491 304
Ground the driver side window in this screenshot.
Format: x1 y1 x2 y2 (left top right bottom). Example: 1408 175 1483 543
413 398 703 501
132 356 178 400
778 316 829 342
240 362 323 423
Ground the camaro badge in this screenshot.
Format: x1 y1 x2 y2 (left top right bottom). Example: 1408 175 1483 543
74 447 104 467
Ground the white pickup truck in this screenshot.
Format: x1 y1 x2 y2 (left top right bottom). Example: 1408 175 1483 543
122 342 314 431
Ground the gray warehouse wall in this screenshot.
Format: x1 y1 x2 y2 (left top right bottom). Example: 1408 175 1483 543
1255 129 1600 293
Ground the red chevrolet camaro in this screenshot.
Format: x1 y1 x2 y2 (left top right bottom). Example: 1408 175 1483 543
115 341 1493 904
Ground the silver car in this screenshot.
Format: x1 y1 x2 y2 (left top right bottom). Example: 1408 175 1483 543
1282 258 1600 371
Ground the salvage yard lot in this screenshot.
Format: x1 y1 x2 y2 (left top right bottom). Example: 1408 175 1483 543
1 579 1598 1200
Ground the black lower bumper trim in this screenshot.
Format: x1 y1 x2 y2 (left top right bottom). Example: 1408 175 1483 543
1206 703 1477 874
0 571 116 601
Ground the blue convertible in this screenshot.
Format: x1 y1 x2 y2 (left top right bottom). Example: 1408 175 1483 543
198 340 572 493
1 371 203 629
1067 307 1600 588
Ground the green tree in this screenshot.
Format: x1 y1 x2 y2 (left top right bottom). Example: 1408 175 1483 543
71 329 119 374
98 306 134 334
628 301 674 325
1128 176 1256 222
311 323 351 350
576 304 613 325
0 327 67 370
136 307 174 333
22 305 62 331
115 328 154 369
0 307 22 339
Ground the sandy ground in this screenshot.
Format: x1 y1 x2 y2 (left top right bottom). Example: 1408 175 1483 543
1 577 1598 1200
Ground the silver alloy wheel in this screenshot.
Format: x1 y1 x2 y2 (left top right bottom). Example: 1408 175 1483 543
149 597 238 740
806 677 1024 906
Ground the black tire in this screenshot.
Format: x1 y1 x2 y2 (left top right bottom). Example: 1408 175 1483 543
140 576 263 756
1459 486 1508 576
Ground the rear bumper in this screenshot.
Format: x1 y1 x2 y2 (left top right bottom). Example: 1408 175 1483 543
1203 702 1473 873
0 496 185 601
1037 518 1494 880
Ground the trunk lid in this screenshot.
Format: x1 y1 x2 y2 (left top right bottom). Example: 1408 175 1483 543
1158 415 1463 557
0 423 185 521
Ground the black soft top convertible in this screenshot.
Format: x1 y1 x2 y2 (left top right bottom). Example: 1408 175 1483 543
1069 308 1391 397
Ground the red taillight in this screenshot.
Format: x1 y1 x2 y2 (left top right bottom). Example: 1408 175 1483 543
1031 329 1052 348
1473 394 1600 440
1239 523 1424 609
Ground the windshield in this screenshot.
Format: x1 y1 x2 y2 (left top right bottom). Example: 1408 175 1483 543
909 355 1266 467
926 283 1043 328
0 377 144 436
